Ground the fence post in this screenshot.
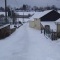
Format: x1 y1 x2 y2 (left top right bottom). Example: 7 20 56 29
41 27 42 33
51 30 53 40
44 28 45 35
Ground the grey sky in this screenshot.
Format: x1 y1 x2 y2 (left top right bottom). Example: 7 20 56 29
0 0 60 8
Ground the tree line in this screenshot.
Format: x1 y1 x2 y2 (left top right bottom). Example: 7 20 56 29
15 4 60 12
0 4 60 12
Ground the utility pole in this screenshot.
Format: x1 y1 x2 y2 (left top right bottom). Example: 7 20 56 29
5 0 8 23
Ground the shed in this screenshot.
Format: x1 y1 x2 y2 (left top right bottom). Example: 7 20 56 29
29 10 60 30
29 12 41 30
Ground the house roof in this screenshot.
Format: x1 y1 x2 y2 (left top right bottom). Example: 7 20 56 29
29 10 54 21
41 10 60 21
39 10 52 18
41 21 56 32
29 12 41 21
55 18 60 23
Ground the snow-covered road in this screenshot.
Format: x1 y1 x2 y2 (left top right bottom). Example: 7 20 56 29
0 23 60 60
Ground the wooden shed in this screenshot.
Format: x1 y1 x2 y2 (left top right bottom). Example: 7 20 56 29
29 18 41 30
29 21 35 28
29 12 41 30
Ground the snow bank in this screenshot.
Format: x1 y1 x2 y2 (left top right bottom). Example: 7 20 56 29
0 24 10 29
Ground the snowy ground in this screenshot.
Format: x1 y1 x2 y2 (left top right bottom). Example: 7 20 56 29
0 23 60 60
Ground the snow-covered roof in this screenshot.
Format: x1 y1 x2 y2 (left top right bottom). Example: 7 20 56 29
29 10 52 21
55 18 60 23
29 12 42 21
0 24 10 29
41 21 56 32
58 10 60 14
39 10 52 18
55 18 60 24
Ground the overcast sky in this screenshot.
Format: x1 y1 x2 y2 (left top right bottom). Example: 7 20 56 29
0 0 60 8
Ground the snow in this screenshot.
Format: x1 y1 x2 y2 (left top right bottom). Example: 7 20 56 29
0 24 15 29
0 11 60 60
38 10 52 18
7 17 13 23
58 10 60 14
0 24 10 29
29 12 41 21
10 25 15 29
17 12 34 22
55 18 60 23
17 18 30 22
0 12 5 16
0 23 60 60
41 21 57 32
17 12 35 15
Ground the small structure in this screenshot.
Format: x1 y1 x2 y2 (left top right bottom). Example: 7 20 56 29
29 18 41 30
29 12 42 30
